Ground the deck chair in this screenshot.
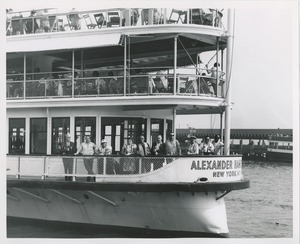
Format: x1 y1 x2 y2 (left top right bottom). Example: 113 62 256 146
49 16 64 32
107 12 120 27
190 9 204 25
66 13 81 30
168 9 187 24
83 14 97 29
94 13 106 28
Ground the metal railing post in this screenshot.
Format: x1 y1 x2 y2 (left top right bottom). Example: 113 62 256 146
17 156 20 179
103 157 107 175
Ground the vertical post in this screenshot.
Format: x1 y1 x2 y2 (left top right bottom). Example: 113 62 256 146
124 35 127 96
221 49 224 97
72 158 76 181
173 36 177 95
46 107 51 155
224 9 235 155
173 108 176 140
216 37 219 96
17 156 20 179
163 9 167 24
23 54 26 99
220 112 224 154
72 50 75 98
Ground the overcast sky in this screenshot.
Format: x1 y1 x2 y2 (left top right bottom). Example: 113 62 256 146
177 4 298 129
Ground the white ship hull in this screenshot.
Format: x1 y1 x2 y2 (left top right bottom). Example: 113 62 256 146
8 182 229 237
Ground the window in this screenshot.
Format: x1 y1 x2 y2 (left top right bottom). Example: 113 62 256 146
151 118 163 144
75 117 96 147
9 118 25 154
166 119 173 136
30 118 47 154
52 118 70 154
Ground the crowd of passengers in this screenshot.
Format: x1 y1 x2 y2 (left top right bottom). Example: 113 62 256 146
7 63 224 98
58 132 224 181
6 8 222 36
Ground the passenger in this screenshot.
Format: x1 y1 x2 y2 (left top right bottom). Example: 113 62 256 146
95 139 112 155
59 133 76 181
136 135 151 172
212 135 224 155
121 137 137 174
93 71 106 95
151 135 166 155
121 137 137 155
107 71 118 94
94 139 114 174
186 136 199 155
74 135 96 181
165 132 181 156
151 134 166 170
26 10 39 34
199 136 214 155
205 62 224 95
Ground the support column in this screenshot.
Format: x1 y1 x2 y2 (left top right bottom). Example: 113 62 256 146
224 9 235 155
173 36 177 95
124 35 127 95
70 116 75 143
72 50 75 98
146 117 151 143
23 54 26 99
46 107 51 154
25 117 30 154
173 108 176 140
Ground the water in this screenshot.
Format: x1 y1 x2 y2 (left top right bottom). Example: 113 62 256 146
7 160 293 239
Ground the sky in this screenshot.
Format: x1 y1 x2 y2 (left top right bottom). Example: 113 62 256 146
176 4 298 129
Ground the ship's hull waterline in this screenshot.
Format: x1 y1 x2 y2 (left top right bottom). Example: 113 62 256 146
7 180 247 237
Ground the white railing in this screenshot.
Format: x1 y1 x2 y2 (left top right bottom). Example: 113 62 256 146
6 8 225 36
7 154 244 183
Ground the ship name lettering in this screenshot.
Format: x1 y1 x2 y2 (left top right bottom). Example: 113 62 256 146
190 160 233 170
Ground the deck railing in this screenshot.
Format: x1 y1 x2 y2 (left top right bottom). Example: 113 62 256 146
7 154 243 182
6 8 224 36
7 72 226 99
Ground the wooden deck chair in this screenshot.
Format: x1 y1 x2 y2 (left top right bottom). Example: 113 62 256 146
83 14 97 29
49 16 64 32
67 13 81 30
168 9 187 24
107 12 120 27
94 13 106 28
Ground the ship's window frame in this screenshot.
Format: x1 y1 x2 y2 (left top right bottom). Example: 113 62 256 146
30 118 47 154
75 117 96 147
9 118 26 154
52 117 70 154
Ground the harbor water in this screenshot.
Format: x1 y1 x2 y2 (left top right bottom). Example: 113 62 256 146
7 160 293 238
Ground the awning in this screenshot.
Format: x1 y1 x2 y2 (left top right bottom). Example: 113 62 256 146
6 32 122 53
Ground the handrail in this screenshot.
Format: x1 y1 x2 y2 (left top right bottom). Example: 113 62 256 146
6 154 243 181
6 72 226 99
6 8 225 36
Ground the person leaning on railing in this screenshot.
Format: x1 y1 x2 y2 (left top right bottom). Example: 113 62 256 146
136 135 151 173
59 133 76 181
165 132 181 156
186 136 199 155
94 139 114 175
199 136 214 155
121 137 137 174
75 135 96 181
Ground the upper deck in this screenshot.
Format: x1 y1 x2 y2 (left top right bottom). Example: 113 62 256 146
6 8 229 114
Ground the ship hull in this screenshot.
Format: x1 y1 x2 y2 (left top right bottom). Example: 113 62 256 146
6 179 251 237
266 151 292 162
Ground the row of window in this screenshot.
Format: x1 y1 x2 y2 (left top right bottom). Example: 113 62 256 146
9 117 173 155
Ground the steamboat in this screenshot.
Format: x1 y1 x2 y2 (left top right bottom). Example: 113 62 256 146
6 7 249 237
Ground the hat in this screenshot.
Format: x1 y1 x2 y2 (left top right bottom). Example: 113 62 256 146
170 132 175 136
101 139 107 143
190 136 196 139
65 133 71 138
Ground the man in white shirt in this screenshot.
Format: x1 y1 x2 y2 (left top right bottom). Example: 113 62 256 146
75 135 96 181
